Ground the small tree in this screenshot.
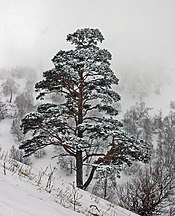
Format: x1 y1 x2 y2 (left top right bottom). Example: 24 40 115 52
20 28 150 189
1 77 19 103
122 101 153 176
123 101 153 143
92 166 118 200
0 101 8 120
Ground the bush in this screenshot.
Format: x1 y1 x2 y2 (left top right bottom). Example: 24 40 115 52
34 149 46 159
10 146 30 165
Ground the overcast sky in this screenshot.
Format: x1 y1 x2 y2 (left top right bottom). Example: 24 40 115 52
1 0 175 111
0 0 175 113
1 0 174 69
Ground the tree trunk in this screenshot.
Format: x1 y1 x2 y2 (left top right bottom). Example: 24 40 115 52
9 89 13 103
104 173 108 199
83 147 115 190
83 166 96 190
76 150 83 189
76 71 84 189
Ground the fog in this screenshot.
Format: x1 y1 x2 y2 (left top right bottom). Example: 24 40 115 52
1 0 175 113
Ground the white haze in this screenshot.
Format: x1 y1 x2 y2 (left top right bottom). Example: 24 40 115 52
0 0 175 113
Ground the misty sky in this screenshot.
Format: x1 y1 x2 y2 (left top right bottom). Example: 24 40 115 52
1 0 174 68
1 0 175 112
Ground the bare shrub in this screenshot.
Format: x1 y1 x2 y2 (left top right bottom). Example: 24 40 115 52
56 183 83 212
45 165 56 191
57 154 75 175
9 146 30 165
34 149 46 159
115 156 175 216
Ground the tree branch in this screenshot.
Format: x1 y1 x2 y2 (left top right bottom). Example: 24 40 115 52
83 153 105 162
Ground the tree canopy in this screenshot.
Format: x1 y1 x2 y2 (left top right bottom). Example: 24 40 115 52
20 28 150 189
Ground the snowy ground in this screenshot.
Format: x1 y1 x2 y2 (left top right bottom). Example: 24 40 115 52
0 158 139 216
0 164 82 216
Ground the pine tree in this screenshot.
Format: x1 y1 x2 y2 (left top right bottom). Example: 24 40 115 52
20 28 150 189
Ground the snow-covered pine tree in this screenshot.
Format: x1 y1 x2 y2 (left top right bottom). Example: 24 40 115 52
20 28 150 189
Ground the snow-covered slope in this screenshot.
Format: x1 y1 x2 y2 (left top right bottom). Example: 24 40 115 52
0 157 139 216
0 118 139 216
0 164 82 216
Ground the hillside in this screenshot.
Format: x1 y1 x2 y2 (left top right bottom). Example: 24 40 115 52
0 156 139 216
0 117 139 216
0 164 82 216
